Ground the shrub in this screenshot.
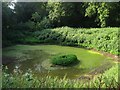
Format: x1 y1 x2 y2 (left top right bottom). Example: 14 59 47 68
21 37 40 44
51 54 78 66
36 27 119 55
3 27 119 55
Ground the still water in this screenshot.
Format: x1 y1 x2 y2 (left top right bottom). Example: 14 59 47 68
3 45 113 79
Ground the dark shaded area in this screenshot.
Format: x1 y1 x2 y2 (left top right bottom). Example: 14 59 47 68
2 56 16 65
2 2 120 30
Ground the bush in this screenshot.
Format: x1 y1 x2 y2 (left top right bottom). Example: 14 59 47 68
51 54 78 66
36 27 119 55
3 27 119 55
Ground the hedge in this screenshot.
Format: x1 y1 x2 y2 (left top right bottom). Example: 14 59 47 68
3 27 119 55
34 27 119 55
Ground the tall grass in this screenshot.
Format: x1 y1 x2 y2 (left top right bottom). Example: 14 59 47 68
2 64 119 88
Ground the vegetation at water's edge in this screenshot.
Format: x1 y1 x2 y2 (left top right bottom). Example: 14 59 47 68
4 27 118 55
35 27 119 55
2 64 119 88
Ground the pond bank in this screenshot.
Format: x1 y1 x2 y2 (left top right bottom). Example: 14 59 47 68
77 61 114 81
18 43 119 60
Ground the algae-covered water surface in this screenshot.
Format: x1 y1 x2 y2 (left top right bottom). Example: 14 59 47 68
2 45 114 79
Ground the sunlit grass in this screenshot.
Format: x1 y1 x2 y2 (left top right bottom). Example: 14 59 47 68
87 50 103 55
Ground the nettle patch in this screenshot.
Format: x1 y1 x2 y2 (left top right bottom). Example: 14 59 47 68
36 27 119 55
51 54 78 66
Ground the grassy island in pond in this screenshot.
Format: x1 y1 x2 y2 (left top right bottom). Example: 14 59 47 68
51 54 78 66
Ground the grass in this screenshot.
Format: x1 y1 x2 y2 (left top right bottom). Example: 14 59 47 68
2 63 119 88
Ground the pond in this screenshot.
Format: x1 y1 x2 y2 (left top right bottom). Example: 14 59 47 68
2 45 114 79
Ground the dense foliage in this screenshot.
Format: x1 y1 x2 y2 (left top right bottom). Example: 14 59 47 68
2 64 119 88
3 27 119 55
51 54 78 66
34 27 119 55
2 2 120 31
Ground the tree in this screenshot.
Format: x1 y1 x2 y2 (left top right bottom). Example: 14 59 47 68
47 2 86 27
2 2 16 30
107 2 120 27
85 2 109 27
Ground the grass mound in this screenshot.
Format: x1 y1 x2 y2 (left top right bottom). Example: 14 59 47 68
51 54 78 66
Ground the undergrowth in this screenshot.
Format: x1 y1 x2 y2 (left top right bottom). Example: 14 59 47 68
2 64 119 88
